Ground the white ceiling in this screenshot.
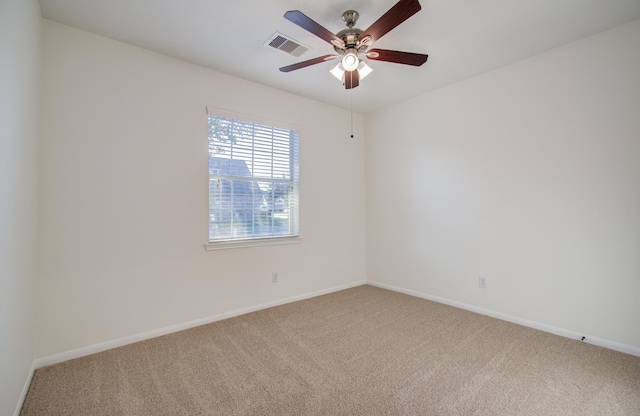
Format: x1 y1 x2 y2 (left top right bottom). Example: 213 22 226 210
39 0 640 114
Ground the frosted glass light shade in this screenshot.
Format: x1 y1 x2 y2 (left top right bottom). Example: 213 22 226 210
330 62 345 80
341 50 359 71
357 61 373 79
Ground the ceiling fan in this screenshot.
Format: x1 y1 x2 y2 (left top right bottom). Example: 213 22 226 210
279 0 428 89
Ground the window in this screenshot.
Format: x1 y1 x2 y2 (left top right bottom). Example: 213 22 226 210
207 108 299 246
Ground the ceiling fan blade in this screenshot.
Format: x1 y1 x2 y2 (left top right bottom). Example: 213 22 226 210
360 0 421 44
284 10 345 48
344 70 360 89
279 55 337 72
366 49 428 66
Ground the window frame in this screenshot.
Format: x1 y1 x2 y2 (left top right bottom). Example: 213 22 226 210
204 107 302 251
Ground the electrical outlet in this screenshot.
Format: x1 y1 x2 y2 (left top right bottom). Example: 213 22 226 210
478 276 487 289
272 272 279 283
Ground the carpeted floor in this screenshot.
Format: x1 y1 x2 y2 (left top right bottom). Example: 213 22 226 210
21 285 640 415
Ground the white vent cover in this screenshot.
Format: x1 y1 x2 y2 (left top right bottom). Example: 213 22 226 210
265 32 310 57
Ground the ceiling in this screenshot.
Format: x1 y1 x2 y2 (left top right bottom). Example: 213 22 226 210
39 0 640 114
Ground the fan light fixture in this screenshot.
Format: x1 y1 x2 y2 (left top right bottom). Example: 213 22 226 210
341 49 359 71
330 60 373 82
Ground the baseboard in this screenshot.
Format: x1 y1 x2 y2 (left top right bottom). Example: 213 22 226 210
367 280 640 358
14 361 36 416
35 280 366 369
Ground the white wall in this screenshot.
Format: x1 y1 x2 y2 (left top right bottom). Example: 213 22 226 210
0 0 41 414
366 20 640 350
38 20 366 359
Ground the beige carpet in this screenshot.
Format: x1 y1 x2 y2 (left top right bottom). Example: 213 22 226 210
21 285 640 415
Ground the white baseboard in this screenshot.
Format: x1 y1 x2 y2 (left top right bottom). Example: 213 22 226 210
367 280 640 358
15 361 36 416
35 280 366 369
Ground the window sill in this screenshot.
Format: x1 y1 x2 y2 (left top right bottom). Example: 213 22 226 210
204 236 303 251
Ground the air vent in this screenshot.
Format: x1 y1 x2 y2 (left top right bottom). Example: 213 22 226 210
265 32 310 57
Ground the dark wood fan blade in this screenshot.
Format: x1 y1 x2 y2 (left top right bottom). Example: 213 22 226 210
344 70 360 89
366 49 428 66
279 55 337 72
360 0 421 44
284 10 345 47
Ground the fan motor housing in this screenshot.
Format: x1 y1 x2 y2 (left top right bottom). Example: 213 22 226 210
334 28 369 54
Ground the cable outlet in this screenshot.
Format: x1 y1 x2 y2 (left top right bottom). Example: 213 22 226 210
272 272 279 283
478 276 487 289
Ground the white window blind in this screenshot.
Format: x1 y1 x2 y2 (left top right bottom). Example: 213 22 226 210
207 108 299 244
